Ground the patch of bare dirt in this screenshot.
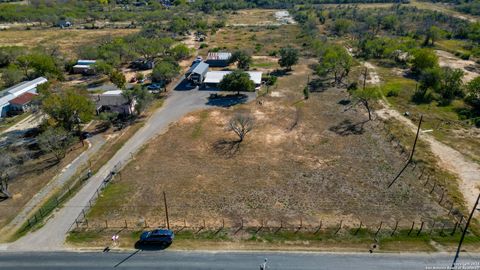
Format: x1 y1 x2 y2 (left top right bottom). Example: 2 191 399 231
436 50 480 83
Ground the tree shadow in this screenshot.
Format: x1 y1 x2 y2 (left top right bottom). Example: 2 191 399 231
213 139 241 158
270 69 290 77
338 99 351 106
329 119 368 136
308 78 330 93
206 94 248 108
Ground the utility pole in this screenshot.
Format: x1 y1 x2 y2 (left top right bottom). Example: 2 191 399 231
388 115 423 188
451 192 480 269
163 191 170 230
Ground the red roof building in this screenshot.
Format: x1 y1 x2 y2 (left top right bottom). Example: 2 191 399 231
9 92 37 106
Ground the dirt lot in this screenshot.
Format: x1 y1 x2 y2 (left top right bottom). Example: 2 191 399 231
0 28 139 56
86 59 451 233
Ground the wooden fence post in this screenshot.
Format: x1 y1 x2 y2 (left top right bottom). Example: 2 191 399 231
334 220 343 235
105 220 108 229
439 189 445 204
429 221 436 235
375 221 383 236
315 220 322 234
355 221 363 235
391 220 399 236
417 221 424 236
451 221 459 236
125 219 128 228
85 218 89 228
408 221 415 236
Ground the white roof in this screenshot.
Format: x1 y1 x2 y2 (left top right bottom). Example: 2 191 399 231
73 64 94 69
77 60 96 64
204 71 262 85
1 77 47 98
102 90 123 96
0 93 14 106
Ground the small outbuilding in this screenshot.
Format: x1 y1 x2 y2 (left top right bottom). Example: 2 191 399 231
185 61 209 85
73 60 97 75
206 52 232 67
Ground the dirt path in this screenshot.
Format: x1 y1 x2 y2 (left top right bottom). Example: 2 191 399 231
436 50 479 83
365 61 480 210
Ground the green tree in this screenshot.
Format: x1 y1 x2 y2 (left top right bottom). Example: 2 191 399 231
411 48 439 75
109 70 126 89
37 127 76 163
466 77 480 111
42 90 95 132
437 67 464 105
423 26 443 46
332 19 353 35
278 46 299 71
2 65 23 87
316 44 353 86
218 70 255 95
151 61 180 83
123 85 153 115
350 86 380 121
230 50 252 70
171 44 191 61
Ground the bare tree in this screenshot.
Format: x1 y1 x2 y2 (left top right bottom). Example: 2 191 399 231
229 113 254 142
37 127 76 163
0 151 14 199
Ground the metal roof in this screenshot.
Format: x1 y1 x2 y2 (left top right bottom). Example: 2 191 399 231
77 60 96 65
0 77 47 98
187 61 209 75
9 92 37 105
204 71 262 85
207 52 232 61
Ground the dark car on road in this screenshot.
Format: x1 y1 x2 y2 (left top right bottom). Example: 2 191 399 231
139 229 174 245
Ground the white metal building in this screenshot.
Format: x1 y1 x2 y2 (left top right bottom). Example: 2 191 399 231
0 77 47 118
204 71 263 87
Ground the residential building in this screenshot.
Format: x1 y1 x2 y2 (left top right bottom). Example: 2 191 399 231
91 90 136 115
9 92 38 114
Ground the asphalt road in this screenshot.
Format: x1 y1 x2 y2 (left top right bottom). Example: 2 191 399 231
8 86 256 251
0 251 478 270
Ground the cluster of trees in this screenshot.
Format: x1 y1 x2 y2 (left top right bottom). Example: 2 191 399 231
0 46 64 87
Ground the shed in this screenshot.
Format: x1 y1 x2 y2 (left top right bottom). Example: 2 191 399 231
0 77 47 118
206 52 232 67
185 61 209 85
73 60 97 75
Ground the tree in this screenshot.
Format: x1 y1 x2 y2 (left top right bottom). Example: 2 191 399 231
91 60 113 75
229 113 254 142
171 44 191 61
2 65 23 87
350 86 380 121
37 127 76 163
316 44 353 86
109 70 126 89
133 37 174 61
437 67 464 105
423 26 443 46
411 48 439 75
42 90 95 132
278 46 299 71
230 50 252 70
123 85 153 115
218 70 255 95
466 77 480 111
151 61 180 83
0 151 14 199
332 18 353 35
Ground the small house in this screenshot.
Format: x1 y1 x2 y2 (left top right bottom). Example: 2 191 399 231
185 61 209 85
206 52 232 67
91 90 136 115
73 60 97 75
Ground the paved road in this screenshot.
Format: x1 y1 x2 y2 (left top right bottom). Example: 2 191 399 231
8 88 255 251
0 251 478 269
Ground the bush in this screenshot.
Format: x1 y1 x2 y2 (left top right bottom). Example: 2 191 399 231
386 89 399 97
199 43 208 49
474 117 480 128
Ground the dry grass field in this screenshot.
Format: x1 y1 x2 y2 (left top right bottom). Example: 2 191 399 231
0 28 139 56
86 59 452 233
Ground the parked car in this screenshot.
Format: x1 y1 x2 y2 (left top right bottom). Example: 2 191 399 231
139 229 174 245
147 83 163 91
